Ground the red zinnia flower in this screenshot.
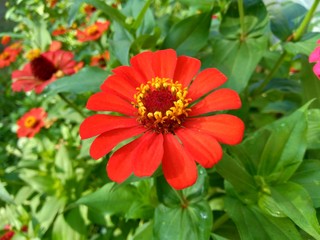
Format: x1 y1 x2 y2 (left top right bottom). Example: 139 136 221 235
90 51 110 68
76 21 110 42
47 0 58 8
80 49 245 189
83 4 96 17
52 26 68 36
12 49 78 93
0 230 15 240
1 35 11 45
17 108 47 138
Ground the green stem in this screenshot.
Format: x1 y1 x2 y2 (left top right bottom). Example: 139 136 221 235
254 51 288 95
212 213 229 231
58 93 86 118
293 0 320 41
237 0 246 40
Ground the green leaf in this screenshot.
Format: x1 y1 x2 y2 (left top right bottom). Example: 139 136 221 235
154 200 212 240
0 181 14 204
225 196 302 240
35 196 65 234
68 0 85 26
132 221 153 240
162 11 212 56
156 166 208 207
47 67 109 95
209 35 268 92
306 109 320 149
76 183 137 216
291 159 320 208
24 18 51 51
52 207 87 240
215 153 257 195
300 56 320 108
257 102 309 182
55 144 73 181
271 182 320 239
284 32 319 56
219 0 269 38
267 2 306 41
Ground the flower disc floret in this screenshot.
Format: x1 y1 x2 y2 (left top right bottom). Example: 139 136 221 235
133 77 191 134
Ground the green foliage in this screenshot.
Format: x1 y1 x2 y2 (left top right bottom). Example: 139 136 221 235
1 0 320 239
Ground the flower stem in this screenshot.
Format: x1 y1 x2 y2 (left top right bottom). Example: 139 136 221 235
293 0 320 41
254 51 288 95
58 93 86 118
238 0 246 41
212 213 229 231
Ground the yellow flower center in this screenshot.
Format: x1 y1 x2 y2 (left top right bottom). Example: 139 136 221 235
26 49 41 61
133 77 191 134
86 25 98 35
24 116 37 128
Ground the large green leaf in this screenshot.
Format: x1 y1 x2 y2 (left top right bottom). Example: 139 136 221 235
256 103 309 182
219 0 269 38
291 159 320 208
76 183 137 216
154 200 212 240
225 196 302 240
284 32 319 56
47 67 109 95
162 11 212 56
52 207 87 240
266 2 306 41
300 56 320 108
209 35 268 92
306 109 320 149
271 182 320 239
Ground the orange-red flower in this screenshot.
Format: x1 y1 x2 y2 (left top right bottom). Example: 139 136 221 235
76 21 110 42
12 49 78 94
47 0 58 8
16 108 47 138
52 26 68 36
80 49 245 189
0 43 22 68
1 35 11 45
83 4 96 17
90 51 110 68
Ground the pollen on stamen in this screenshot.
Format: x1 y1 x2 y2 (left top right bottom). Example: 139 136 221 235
132 77 191 134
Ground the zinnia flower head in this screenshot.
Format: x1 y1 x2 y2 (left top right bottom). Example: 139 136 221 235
80 49 245 190
1 35 11 45
12 48 78 94
16 108 47 138
309 40 320 79
90 51 110 68
76 21 110 42
52 25 68 36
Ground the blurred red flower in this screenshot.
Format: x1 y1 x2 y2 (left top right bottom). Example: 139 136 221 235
90 51 110 68
47 0 58 8
309 40 320 79
76 21 110 42
83 4 96 17
0 230 14 240
1 35 11 45
17 108 47 138
12 49 78 93
52 26 68 36
80 49 245 189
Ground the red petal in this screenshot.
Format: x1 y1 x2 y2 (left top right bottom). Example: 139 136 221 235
152 49 177 79
100 75 136 102
184 114 245 145
86 92 136 116
79 114 139 139
190 88 242 116
173 56 200 87
176 128 223 168
112 65 143 85
90 126 145 159
130 51 155 82
188 68 227 101
106 137 142 183
162 134 197 190
133 132 163 177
